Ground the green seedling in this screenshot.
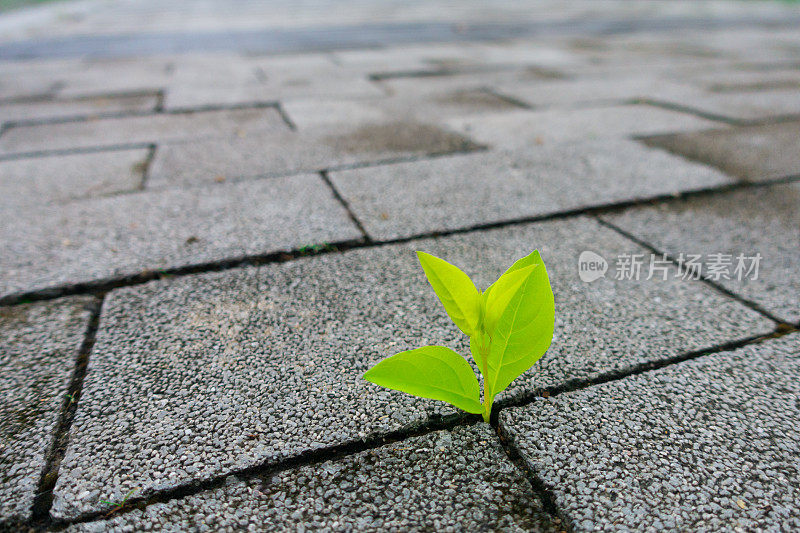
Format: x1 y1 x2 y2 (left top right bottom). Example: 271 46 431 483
364 250 555 422
99 488 138 516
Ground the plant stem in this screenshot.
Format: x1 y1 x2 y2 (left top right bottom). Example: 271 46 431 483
479 334 492 423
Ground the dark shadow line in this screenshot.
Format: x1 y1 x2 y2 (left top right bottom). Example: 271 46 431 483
319 171 372 243
30 296 104 522
493 422 574 532
639 98 800 127
596 217 791 325
48 412 478 529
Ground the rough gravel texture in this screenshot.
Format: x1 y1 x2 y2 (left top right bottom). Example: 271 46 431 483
642 121 800 181
501 334 800 532
0 297 94 522
73 424 560 532
52 217 772 519
330 139 732 240
0 173 362 300
603 182 800 324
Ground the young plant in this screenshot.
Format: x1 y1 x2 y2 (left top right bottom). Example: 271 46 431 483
364 250 555 422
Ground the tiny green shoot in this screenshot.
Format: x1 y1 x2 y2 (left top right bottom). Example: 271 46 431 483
99 488 138 516
364 250 555 423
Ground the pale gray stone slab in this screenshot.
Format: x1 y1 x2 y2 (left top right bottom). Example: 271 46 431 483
329 139 732 241
642 121 800 181
0 94 158 125
603 182 800 324
446 104 722 149
148 122 481 188
71 425 559 532
501 334 800 532
0 107 288 154
0 174 361 300
52 217 771 518
0 297 94 522
0 149 149 208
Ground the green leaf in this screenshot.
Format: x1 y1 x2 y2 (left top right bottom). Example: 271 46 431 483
484 250 544 298
416 251 481 336
485 253 554 400
363 346 483 414
483 263 537 334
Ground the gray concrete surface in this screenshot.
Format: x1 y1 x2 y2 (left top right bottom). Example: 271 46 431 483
501 333 800 531
330 139 732 240
0 297 94 522
72 424 560 532
0 148 149 208
603 182 800 325
642 121 800 181
1 0 799 530
52 218 771 519
0 107 289 154
148 122 481 188
0 174 362 300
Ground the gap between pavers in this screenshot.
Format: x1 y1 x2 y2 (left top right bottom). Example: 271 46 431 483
0 296 95 523
0 149 150 209
328 138 733 241
68 424 560 532
51 216 773 520
0 173 363 301
0 107 289 155
601 181 800 325
500 333 800 532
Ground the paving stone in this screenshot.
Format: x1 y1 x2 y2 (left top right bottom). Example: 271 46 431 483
501 334 800 532
72 424 559 532
653 89 800 122
0 93 159 125
0 296 94 522
603 182 800 324
0 107 288 155
446 104 722 149
642 121 800 181
0 149 149 208
52 217 772 518
148 122 482 188
0 174 361 300
329 139 732 241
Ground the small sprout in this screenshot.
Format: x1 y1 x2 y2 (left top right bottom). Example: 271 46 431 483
364 250 555 422
99 488 138 516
